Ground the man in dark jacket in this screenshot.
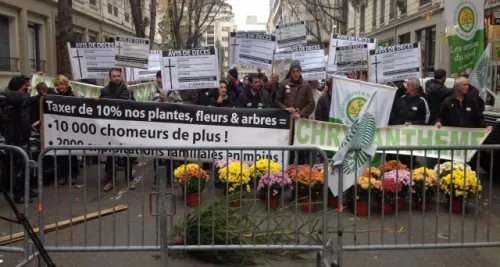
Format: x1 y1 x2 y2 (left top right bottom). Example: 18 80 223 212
99 68 135 192
461 74 485 113
390 78 430 126
237 74 272 108
1 76 40 203
275 60 315 119
436 77 488 129
227 68 243 106
315 77 332 122
425 69 453 124
276 61 315 164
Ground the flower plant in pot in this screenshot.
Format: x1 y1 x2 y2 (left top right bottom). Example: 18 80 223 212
174 163 210 207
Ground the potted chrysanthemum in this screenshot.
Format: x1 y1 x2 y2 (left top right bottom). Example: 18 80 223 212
290 166 324 212
173 163 210 207
257 172 292 209
437 162 482 213
380 170 412 211
218 161 251 207
348 175 379 217
412 167 438 211
249 159 282 197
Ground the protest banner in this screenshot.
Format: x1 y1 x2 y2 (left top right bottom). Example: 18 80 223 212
293 119 491 162
160 47 219 91
41 95 291 163
68 42 116 80
369 42 421 84
30 74 155 102
126 51 162 81
229 32 275 70
326 34 376 73
114 36 150 68
330 76 396 127
445 0 485 74
291 43 325 81
275 21 307 48
335 44 368 72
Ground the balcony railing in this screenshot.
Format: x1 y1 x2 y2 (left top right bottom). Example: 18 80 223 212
29 59 46 73
0 57 20 72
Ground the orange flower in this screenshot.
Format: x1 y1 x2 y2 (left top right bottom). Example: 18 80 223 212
380 160 409 172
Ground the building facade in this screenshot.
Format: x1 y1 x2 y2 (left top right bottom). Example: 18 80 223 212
0 0 162 88
351 0 446 78
200 3 238 71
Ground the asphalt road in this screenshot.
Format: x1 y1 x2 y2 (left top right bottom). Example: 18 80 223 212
1 158 500 267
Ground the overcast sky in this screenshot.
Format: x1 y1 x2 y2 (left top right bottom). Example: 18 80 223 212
226 0 270 31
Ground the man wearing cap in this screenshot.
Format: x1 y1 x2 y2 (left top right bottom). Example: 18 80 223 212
275 60 315 120
227 68 243 106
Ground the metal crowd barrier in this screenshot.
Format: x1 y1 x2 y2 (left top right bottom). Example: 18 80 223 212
36 146 332 267
0 144 38 267
335 145 500 267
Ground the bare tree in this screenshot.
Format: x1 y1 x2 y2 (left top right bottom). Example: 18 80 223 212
56 0 73 78
129 0 149 38
149 0 157 49
160 0 233 49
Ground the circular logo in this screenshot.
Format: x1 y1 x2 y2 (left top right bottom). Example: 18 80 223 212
453 2 478 40
340 91 370 124
458 7 475 33
347 97 367 122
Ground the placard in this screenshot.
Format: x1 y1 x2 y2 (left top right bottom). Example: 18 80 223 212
68 42 116 80
160 47 219 90
335 44 368 71
327 34 376 73
114 36 150 68
369 42 421 84
126 51 162 81
291 43 325 81
229 32 276 70
42 95 291 163
275 21 307 48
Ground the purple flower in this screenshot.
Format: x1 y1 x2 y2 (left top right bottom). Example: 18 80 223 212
257 172 292 197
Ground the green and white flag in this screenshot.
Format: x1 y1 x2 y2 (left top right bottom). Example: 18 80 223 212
329 90 377 196
445 0 485 74
330 76 396 127
468 43 491 101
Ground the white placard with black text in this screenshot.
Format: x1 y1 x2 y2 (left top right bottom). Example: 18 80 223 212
275 21 307 49
327 34 376 73
291 44 325 81
41 95 291 164
68 42 116 80
160 47 219 90
126 51 161 81
229 32 276 70
335 44 368 71
369 42 421 84
114 36 150 69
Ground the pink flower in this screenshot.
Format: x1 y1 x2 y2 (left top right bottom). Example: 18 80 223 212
381 170 413 187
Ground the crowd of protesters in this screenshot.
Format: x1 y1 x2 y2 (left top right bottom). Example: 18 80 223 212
0 62 491 203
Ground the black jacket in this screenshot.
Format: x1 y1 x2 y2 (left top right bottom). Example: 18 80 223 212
228 81 243 106
437 94 486 128
198 89 216 106
315 92 331 122
466 85 485 113
389 94 430 126
209 91 233 107
425 79 453 124
100 82 134 100
236 86 272 109
1 91 32 145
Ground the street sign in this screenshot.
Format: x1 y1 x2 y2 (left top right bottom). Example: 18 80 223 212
492 11 500 25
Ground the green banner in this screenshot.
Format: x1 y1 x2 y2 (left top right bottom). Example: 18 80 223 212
30 75 155 102
294 119 491 162
445 0 485 74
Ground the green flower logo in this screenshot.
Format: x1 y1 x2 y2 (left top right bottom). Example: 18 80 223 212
340 112 376 175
